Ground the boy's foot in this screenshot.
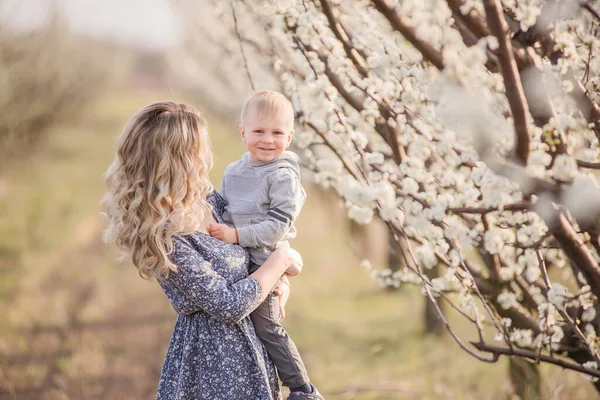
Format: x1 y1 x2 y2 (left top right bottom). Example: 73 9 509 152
286 384 325 400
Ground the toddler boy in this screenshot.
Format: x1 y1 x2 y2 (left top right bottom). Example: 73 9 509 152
209 90 323 399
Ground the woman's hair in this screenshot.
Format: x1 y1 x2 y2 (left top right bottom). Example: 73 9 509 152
102 101 213 280
240 90 295 128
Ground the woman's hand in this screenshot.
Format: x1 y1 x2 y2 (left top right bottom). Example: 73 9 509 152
284 248 303 277
273 276 291 321
251 248 299 303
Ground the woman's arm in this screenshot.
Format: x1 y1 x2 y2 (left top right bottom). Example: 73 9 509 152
163 236 262 323
162 237 298 322
249 247 301 302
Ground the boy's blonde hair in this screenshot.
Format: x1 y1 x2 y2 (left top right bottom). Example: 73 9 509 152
102 101 213 280
240 90 295 129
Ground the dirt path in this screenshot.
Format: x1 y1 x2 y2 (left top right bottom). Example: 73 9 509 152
0 92 178 400
0 210 175 400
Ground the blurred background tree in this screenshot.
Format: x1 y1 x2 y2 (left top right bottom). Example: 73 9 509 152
0 3 123 166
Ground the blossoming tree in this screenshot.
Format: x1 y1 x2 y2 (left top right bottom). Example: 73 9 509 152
180 0 600 392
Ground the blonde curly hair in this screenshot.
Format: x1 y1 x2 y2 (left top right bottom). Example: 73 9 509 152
102 101 213 279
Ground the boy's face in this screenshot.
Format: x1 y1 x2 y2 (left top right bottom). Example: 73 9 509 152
240 110 294 163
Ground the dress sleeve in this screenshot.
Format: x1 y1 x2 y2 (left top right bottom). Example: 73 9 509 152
209 190 227 220
162 235 262 324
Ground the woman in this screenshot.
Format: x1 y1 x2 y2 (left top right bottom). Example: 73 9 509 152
102 101 300 399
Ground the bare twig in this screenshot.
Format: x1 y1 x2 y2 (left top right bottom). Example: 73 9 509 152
397 230 499 362
230 0 256 92
447 201 530 214
536 249 600 365
577 159 600 169
582 2 600 23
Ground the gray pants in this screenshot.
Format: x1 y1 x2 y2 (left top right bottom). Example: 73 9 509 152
249 263 310 388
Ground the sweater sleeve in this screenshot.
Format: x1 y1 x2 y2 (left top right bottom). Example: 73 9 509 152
161 236 262 323
237 169 306 248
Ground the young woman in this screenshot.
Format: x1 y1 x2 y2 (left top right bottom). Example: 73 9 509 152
102 101 301 399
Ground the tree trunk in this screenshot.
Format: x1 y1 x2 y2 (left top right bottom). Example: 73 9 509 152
388 232 445 335
387 232 403 291
423 263 445 336
388 231 403 271
509 357 541 399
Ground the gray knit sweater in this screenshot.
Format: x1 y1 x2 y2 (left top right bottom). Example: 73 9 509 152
219 151 306 265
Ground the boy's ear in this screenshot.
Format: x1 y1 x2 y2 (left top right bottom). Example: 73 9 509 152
239 124 246 144
286 129 295 147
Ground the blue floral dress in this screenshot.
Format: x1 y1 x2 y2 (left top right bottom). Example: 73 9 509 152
156 192 281 399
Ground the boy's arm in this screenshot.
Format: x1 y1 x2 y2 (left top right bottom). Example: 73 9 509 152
237 170 306 249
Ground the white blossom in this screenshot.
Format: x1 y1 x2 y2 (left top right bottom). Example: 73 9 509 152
510 329 534 348
551 154 578 182
484 230 505 255
415 243 438 269
562 175 600 225
582 361 599 383
360 259 373 271
501 318 512 328
348 204 374 224
364 151 385 165
547 284 568 308
582 308 597 323
498 292 517 310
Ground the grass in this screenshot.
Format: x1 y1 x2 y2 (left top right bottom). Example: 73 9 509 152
0 89 598 399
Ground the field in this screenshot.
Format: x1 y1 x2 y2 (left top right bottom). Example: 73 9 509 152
0 90 597 400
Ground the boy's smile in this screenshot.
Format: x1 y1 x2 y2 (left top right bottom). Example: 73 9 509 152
240 111 295 163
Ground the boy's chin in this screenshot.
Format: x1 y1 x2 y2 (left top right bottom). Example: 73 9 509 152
254 152 282 162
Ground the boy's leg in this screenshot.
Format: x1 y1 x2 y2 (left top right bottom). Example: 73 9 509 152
250 291 310 389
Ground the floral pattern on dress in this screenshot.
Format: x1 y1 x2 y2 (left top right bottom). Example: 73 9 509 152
156 191 281 400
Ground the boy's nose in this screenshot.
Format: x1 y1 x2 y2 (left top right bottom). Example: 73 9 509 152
262 135 274 143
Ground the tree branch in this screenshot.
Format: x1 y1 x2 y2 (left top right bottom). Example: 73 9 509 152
370 0 445 70
447 201 530 214
577 159 600 169
582 2 600 23
472 342 600 379
483 0 531 164
549 212 600 299
318 0 368 77
445 0 490 38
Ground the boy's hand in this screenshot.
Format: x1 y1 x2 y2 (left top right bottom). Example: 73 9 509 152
273 276 291 321
208 223 238 244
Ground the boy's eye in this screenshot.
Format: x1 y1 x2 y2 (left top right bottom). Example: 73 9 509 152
254 130 263 134
274 131 283 135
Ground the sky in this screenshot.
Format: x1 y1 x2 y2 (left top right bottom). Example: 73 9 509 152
0 0 183 49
